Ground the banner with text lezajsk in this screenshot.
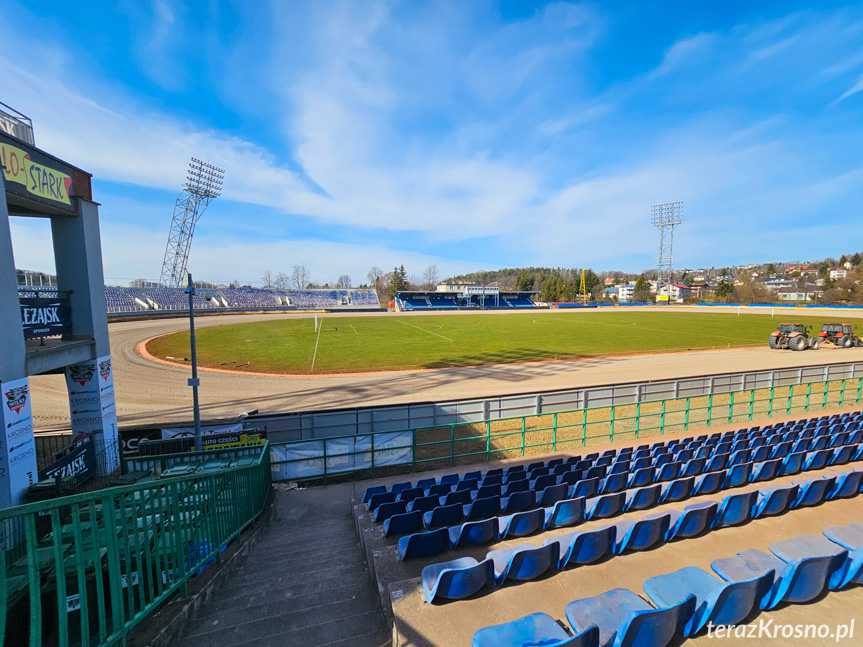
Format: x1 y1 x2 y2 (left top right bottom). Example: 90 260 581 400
0 376 38 509
65 355 120 474
270 431 413 480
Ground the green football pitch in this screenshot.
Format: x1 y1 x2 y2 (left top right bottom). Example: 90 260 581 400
144 311 844 375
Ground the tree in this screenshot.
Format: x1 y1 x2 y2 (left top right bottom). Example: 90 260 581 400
734 278 770 305
388 266 407 300
714 278 735 301
839 255 847 267
422 264 440 289
766 264 776 276
819 261 830 279
852 253 861 267
261 269 273 289
275 272 289 290
367 266 383 286
336 274 352 289
632 275 652 302
291 265 311 289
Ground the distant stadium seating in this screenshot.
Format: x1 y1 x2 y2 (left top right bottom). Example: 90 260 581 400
216 287 279 307
139 288 218 310
104 286 148 311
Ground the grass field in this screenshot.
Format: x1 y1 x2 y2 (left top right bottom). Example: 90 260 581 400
144 311 848 375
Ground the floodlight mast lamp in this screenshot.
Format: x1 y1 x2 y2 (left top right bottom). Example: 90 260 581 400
650 202 683 304
159 158 225 288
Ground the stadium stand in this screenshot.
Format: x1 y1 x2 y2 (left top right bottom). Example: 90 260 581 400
351 290 380 305
216 287 279 308
287 289 340 307
104 286 148 311
138 287 217 310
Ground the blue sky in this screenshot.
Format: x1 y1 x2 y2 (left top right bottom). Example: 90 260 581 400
4 1 863 286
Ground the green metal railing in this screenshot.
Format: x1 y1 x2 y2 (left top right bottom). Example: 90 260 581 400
270 378 862 483
1 443 271 647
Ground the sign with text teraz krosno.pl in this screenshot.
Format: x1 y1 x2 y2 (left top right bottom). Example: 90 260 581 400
20 297 72 339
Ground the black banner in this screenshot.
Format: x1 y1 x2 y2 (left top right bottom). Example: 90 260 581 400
38 440 96 488
20 296 72 339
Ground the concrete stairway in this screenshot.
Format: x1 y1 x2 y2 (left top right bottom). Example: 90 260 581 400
174 484 391 647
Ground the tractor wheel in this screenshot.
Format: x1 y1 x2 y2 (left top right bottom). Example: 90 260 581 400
855 337 863 348
843 336 854 348
791 335 807 351
809 337 820 350
768 335 779 349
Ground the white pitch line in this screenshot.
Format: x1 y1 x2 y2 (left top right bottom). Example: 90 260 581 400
349 324 359 335
395 319 454 342
310 321 323 372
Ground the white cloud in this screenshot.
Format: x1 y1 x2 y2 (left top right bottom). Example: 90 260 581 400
835 73 863 103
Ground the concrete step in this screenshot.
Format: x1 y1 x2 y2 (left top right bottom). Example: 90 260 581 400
229 550 366 586
211 562 369 602
233 610 386 647
319 628 392 647
244 537 361 563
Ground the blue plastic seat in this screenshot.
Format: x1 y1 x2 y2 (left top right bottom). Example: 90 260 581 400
722 462 752 488
712 490 757 528
654 453 673 468
503 479 530 497
463 495 501 520
440 489 472 507
693 470 725 496
613 512 671 554
383 510 424 536
585 465 607 480
416 477 436 491
499 508 545 539
362 485 386 503
644 566 773 636
449 517 499 549
548 458 565 468
803 449 831 472
457 478 480 492
769 441 792 460
657 462 682 483
553 464 573 476
424 503 464 528
705 453 730 472
485 468 503 478
712 536 848 608
544 497 586 529
627 467 656 488
367 491 395 511
408 495 440 514
374 500 407 522
631 456 652 471
398 527 450 560
586 492 626 520
472 612 599 647
792 476 835 508
750 446 771 463
481 474 503 487
610 460 631 476
753 484 799 518
423 557 495 604
560 470 584 487
473 484 502 500
600 472 628 494
625 484 661 512
488 542 559 585
502 489 537 513
531 474 557 492
682 457 706 477
427 482 452 498
572 477 600 499
728 449 751 467
529 467 550 481
660 476 694 503
823 523 863 587
527 461 545 471
391 481 412 496
505 467 527 482
750 458 781 483
545 525 616 568
829 445 855 466
829 470 863 499
780 451 806 476
565 588 695 647
537 483 569 507
666 501 718 540
464 470 482 481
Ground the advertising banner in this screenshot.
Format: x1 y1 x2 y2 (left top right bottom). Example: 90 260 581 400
160 423 243 440
38 440 96 488
1 132 76 212
65 355 120 474
19 296 72 339
0 377 38 508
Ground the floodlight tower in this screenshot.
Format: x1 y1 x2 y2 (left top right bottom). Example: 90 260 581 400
159 158 224 288
650 202 683 304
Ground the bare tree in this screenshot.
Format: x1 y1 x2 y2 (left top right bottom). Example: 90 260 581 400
261 269 273 289
367 266 383 286
422 264 439 289
275 272 289 290
336 274 352 288
291 265 311 289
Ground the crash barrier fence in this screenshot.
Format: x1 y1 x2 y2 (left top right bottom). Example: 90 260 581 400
0 443 271 647
270 378 863 483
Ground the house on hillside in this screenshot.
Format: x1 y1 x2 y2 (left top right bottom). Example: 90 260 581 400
776 285 823 302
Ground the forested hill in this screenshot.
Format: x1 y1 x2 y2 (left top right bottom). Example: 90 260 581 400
443 267 610 292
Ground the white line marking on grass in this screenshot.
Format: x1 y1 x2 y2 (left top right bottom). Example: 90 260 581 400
395 319 455 342
310 321 323 372
349 324 359 335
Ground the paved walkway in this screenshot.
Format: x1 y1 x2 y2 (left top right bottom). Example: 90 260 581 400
174 485 390 647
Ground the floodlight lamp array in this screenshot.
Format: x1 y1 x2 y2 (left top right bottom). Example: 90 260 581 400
185 158 225 199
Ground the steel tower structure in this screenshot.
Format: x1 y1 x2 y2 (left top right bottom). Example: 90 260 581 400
159 158 224 288
650 202 683 303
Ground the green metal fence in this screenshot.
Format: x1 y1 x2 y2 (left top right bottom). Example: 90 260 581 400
270 378 863 483
1 443 271 647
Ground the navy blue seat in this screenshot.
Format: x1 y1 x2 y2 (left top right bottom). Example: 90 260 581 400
712 490 757 527
427 482 452 497
728 449 751 467
391 481 412 496
609 460 630 475
644 566 772 637
803 449 831 472
631 456 652 471
753 484 799 518
362 485 386 503
472 612 599 647
628 467 655 488
666 501 718 540
600 472 628 494
560 470 584 487
409 495 442 515
374 500 407 522
499 508 545 539
503 478 530 497
830 445 855 466
424 503 464 528
489 542 559 585
706 453 730 472
367 491 395 510
544 497 586 529
585 492 625 520
440 489 472 507
585 465 607 480
654 452 673 468
770 441 792 459
548 458 565 468
527 461 544 471
424 557 494 604
485 468 503 478
416 477 436 491
546 525 616 568
456 478 480 492
553 464 572 476
383 511 423 537
502 489 536 513
613 512 671 554
529 467 550 480
828 470 863 499
565 588 695 647
657 462 682 482
625 484 661 512
531 474 557 492
792 476 835 508
537 483 569 507
751 446 771 463
463 495 501 520
780 451 806 476
398 527 450 560
693 470 725 496
572 477 600 499
722 462 752 488
822 523 863 587
473 484 502 500
682 457 706 477
463 470 482 481
660 476 694 503
750 458 781 483
449 517 499 549
573 459 592 472
398 486 425 503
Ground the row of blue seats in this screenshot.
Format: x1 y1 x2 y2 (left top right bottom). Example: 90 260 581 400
387 443 862 549
471 522 863 647
419 469 863 603
362 418 863 503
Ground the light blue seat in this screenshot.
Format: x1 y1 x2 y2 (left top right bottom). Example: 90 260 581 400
613 512 671 555
822 523 863 587
565 588 695 647
693 470 724 496
712 536 847 608
503 489 537 513
362 485 386 503
644 566 773 636
398 527 450 560
625 484 661 512
544 497 586 529
828 470 863 500
712 490 757 528
660 476 694 503
472 612 599 647
666 500 718 540
792 476 835 508
424 503 464 528
383 511 423 537
463 495 501 520
752 484 799 518
750 458 781 483
422 557 495 604
586 492 625 520
499 508 545 539
488 542 559 585
722 462 752 489
545 525 616 568
449 517 499 549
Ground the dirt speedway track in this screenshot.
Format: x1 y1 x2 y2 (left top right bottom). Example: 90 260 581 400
29 307 863 430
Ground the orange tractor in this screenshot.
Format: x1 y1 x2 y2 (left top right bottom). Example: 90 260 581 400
768 323 816 351
817 323 863 348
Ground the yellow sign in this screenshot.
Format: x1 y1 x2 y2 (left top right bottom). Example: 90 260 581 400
656 295 670 302
1 141 72 206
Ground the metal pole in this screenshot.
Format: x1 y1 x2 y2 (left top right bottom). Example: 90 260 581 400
188 272 202 451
